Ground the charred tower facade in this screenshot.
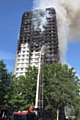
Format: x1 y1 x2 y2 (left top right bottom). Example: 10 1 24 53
14 8 60 76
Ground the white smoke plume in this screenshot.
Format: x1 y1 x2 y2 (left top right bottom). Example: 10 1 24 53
32 0 80 62
32 9 51 31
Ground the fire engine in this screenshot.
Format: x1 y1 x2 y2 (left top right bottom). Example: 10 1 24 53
12 107 38 120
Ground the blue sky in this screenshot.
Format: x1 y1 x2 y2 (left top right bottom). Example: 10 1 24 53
0 0 80 76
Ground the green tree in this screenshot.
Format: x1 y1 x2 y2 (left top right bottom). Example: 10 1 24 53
8 63 80 119
9 66 38 111
43 63 80 119
0 60 12 110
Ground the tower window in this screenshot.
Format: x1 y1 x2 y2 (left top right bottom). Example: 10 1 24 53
23 51 25 53
21 68 23 70
18 55 21 57
16 68 19 71
22 55 25 57
18 59 20 61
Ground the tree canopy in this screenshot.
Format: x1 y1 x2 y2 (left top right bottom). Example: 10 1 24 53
0 60 12 110
8 66 38 111
0 60 80 118
43 63 80 118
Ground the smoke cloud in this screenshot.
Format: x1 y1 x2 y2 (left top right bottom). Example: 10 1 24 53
32 0 80 62
32 9 51 31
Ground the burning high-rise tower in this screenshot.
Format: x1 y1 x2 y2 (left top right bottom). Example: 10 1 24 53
14 8 60 76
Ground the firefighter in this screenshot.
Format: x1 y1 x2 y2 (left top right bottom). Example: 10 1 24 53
29 106 34 112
